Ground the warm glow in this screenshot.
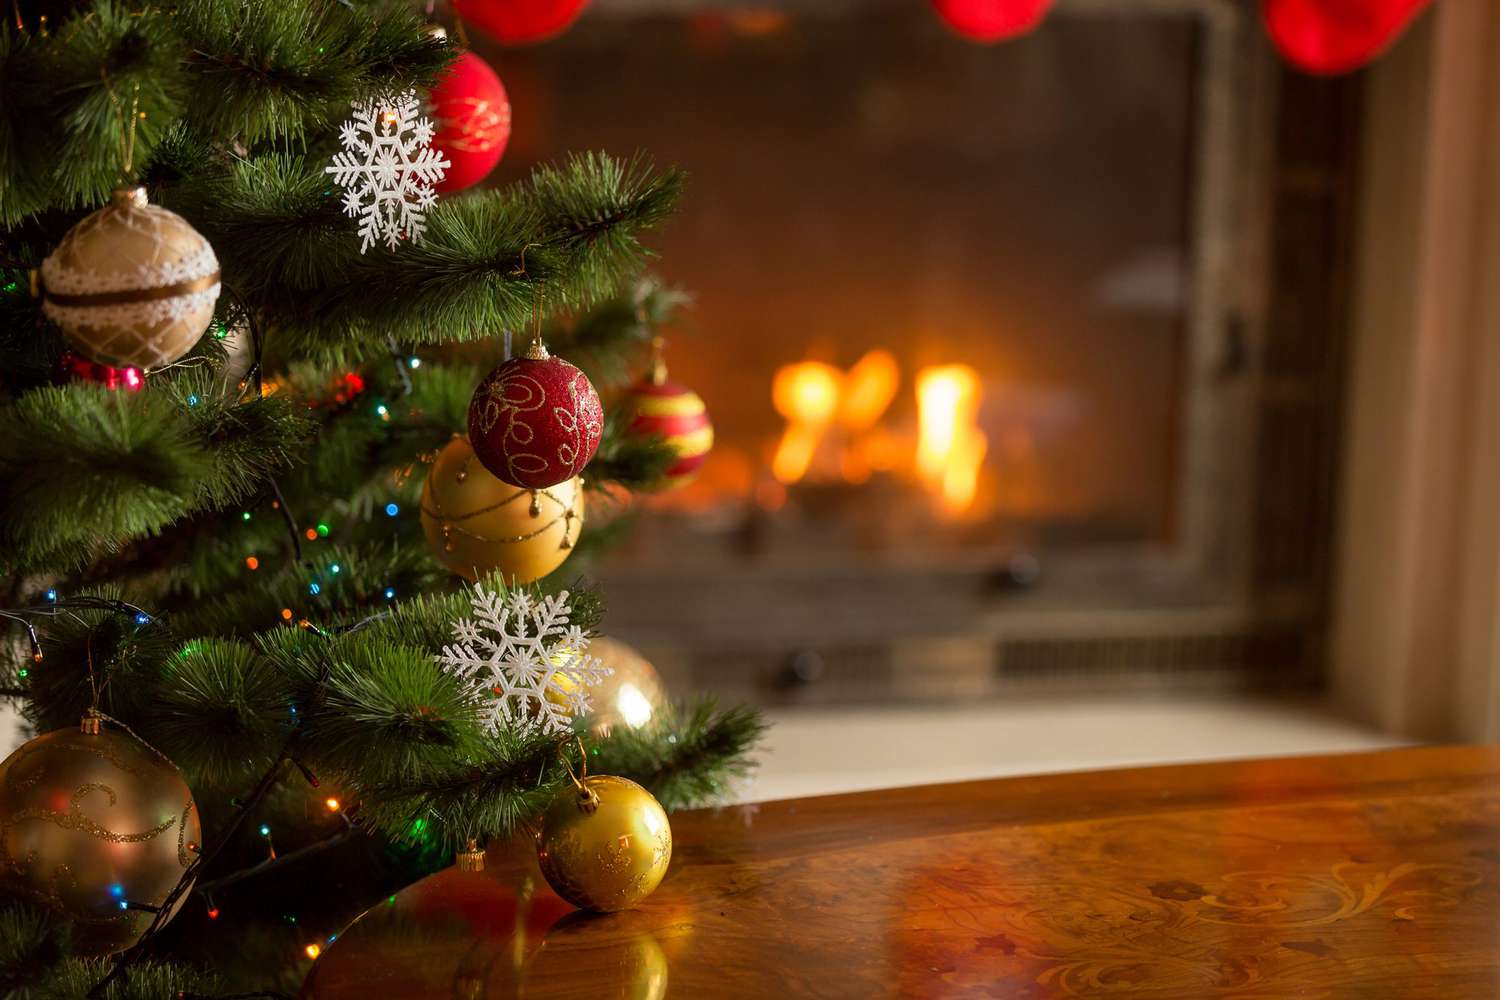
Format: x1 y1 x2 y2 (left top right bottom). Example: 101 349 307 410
773 361 842 424
838 349 899 431
771 423 823 483
771 361 843 483
324 797 341 812
916 364 985 514
616 684 654 728
305 943 322 959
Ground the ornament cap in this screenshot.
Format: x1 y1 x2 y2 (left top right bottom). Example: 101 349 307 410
423 24 449 41
576 783 601 814
456 838 486 872
79 712 102 736
111 186 149 210
649 335 668 387
525 337 550 361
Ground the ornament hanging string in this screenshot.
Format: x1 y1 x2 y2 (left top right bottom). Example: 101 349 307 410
102 76 142 184
560 735 599 811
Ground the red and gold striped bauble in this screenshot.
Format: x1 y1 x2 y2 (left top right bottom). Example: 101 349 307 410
622 377 713 491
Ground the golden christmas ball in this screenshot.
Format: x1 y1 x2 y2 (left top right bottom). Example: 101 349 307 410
41 186 221 369
420 434 584 584
536 775 671 913
548 636 666 735
0 716 201 955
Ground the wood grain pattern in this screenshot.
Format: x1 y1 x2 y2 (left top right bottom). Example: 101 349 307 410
302 746 1500 999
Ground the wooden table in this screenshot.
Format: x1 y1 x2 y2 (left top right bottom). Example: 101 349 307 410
302 746 1500 999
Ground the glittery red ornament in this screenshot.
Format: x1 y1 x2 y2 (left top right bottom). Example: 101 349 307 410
452 0 588 46
467 343 603 489
932 0 1052 43
432 51 512 193
1263 0 1431 75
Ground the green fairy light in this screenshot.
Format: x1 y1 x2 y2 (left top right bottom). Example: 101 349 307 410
242 511 252 521
316 523 330 538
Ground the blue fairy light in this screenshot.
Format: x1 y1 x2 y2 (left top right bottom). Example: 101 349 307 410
385 502 400 517
308 582 321 596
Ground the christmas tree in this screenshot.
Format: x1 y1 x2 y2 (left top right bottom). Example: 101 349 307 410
0 2 762 995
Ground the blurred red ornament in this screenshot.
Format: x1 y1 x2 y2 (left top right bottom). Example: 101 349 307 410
932 0 1053 42
1263 0 1431 75
468 343 603 489
621 376 713 492
432 51 512 193
452 0 588 46
58 350 143 392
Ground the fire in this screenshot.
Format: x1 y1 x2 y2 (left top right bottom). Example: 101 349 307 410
916 364 987 515
768 353 986 516
771 361 842 483
838 349 899 431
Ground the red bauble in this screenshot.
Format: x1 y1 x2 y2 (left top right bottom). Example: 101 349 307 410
468 347 603 489
452 0 588 46
57 350 143 392
1263 0 1431 75
621 377 713 492
932 0 1053 43
432 51 512 193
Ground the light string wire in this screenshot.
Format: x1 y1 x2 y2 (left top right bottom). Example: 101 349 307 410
87 608 395 997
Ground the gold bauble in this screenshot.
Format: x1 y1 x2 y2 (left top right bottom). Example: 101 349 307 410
547 637 666 735
536 776 671 913
421 434 584 584
0 717 201 955
41 186 221 369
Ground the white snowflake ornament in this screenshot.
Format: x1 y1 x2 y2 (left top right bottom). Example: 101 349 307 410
325 89 450 253
436 584 612 737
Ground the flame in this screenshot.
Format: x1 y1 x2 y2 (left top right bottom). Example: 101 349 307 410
916 364 986 514
771 361 842 483
838 349 899 431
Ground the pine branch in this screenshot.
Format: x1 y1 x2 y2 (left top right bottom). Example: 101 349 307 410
177 0 451 146
0 3 187 224
175 152 684 357
593 700 767 810
0 378 313 573
40 958 217 1000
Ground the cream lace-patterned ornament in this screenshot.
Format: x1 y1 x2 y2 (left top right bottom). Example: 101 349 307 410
41 187 220 370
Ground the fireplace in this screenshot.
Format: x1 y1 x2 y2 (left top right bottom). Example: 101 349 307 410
489 0 1360 703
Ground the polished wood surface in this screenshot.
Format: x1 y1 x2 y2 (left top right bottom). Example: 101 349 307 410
302 746 1500 999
